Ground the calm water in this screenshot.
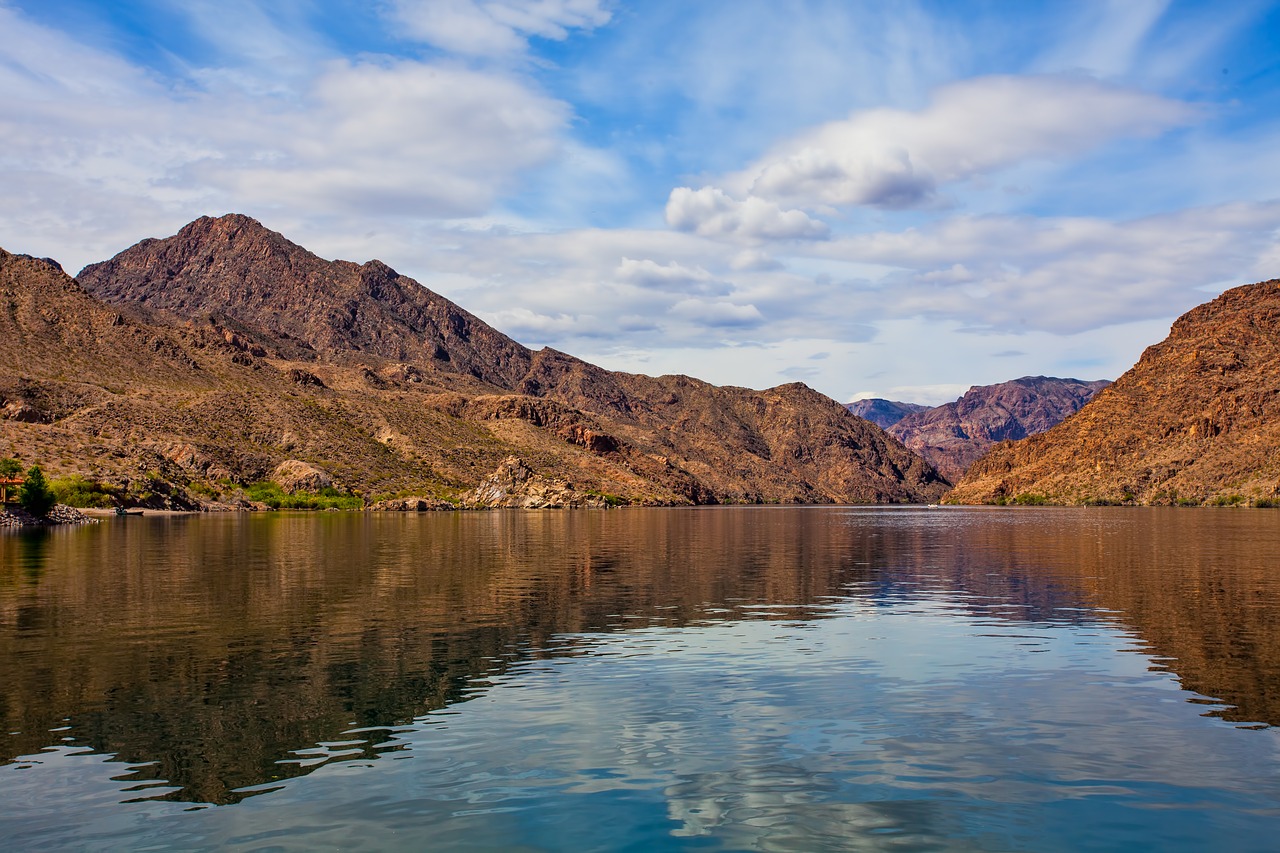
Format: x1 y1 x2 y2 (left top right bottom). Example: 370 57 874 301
2 507 1280 851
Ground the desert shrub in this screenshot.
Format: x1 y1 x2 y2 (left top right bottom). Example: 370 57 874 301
1209 494 1245 507
244 481 362 510
0 457 21 478
186 481 220 499
18 465 56 517
1011 493 1049 506
50 476 120 508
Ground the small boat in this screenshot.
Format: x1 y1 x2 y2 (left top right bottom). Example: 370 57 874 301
114 508 144 516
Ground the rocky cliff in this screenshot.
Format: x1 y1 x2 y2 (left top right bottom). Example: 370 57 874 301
2 216 947 506
947 281 1280 505
887 377 1110 482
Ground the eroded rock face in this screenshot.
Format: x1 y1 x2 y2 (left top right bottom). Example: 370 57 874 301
948 280 1280 505
889 377 1110 483
462 456 611 509
1 401 46 423
271 460 333 494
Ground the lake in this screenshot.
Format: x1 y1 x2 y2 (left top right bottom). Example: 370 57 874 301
2 506 1280 851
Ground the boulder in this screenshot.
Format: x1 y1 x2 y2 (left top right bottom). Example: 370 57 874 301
462 456 610 509
271 459 333 494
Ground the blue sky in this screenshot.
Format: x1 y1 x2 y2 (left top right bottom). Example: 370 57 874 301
3 0 1279 403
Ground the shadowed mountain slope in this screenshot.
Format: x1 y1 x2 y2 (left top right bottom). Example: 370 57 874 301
948 281 1280 505
845 398 928 429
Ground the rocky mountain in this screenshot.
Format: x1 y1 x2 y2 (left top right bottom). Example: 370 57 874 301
948 280 1280 505
1 215 947 507
844 398 928 429
886 376 1110 482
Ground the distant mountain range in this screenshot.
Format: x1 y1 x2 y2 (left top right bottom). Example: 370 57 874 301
848 377 1110 482
1 215 947 508
7 213 1275 510
844 398 928 429
949 280 1280 506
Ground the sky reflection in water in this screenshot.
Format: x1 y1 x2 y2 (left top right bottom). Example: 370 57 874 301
2 507 1280 851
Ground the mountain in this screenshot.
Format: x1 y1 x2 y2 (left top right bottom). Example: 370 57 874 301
844 398 928 429
2 215 947 507
947 280 1280 505
886 376 1110 482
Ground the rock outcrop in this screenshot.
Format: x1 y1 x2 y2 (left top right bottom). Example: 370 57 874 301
462 456 612 509
947 281 1280 505
889 376 1110 482
270 460 333 494
0 504 97 528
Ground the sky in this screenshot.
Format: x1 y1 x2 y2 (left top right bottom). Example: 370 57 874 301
2 1 1279 405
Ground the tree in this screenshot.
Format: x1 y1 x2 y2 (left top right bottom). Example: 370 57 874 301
18 465 56 518
0 457 20 478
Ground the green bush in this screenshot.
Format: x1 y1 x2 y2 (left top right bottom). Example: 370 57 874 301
243 481 362 510
1011 493 1049 506
50 476 120 508
18 465 56 517
0 457 21 478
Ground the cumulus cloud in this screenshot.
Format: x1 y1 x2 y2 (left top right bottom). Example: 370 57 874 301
389 0 611 56
733 75 1196 210
0 7 573 266
211 60 569 215
665 186 829 242
615 257 719 290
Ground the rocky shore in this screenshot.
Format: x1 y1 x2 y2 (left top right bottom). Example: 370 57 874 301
0 504 98 528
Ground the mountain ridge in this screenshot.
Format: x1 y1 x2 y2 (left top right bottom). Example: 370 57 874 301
947 280 1280 505
2 215 948 507
886 376 1111 482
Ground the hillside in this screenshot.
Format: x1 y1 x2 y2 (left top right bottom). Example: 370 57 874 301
948 281 1280 505
844 398 928 429
887 376 1110 482
2 216 947 507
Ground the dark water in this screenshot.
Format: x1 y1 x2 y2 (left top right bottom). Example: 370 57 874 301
2 507 1280 851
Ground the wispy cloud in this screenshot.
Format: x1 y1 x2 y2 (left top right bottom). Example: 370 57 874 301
387 0 611 56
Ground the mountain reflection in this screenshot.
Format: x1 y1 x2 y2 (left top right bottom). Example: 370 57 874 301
1 507 1278 805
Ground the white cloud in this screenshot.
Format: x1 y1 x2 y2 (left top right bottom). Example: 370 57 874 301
212 60 569 216
615 257 720 292
668 298 764 328
0 7 574 267
389 0 611 56
665 186 829 241
729 250 781 272
731 75 1196 210
819 201 1280 334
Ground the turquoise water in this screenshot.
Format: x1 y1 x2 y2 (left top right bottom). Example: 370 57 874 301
2 507 1280 850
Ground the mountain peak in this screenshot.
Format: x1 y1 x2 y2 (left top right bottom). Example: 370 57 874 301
77 214 535 387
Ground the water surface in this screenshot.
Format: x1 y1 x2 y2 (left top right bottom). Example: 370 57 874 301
2 507 1279 850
